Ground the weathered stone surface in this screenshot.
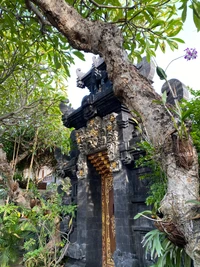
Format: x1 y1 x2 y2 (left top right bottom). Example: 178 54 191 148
113 250 139 267
136 56 155 82
66 243 86 260
161 78 189 105
65 258 86 267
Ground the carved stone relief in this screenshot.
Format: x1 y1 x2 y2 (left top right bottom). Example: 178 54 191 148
75 113 121 179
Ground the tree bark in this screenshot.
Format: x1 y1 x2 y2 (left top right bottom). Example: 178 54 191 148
30 0 200 264
0 145 29 206
0 144 14 190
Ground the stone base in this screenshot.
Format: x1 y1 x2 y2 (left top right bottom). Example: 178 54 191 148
113 250 139 267
66 243 86 260
65 243 86 267
65 258 86 267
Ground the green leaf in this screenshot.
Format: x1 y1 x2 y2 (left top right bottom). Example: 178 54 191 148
182 4 187 22
152 100 163 105
185 199 200 205
156 66 167 80
134 210 152 219
171 37 185 43
63 62 70 77
53 54 61 69
159 41 166 53
184 252 192 266
192 1 200 31
162 91 167 104
73 50 85 61
193 12 200 31
151 19 165 29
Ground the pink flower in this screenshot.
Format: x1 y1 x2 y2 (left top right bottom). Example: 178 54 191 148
184 48 198 61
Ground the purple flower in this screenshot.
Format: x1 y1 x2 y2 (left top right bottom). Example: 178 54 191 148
184 48 198 61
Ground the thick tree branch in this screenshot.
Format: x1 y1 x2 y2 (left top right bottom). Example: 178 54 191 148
30 0 175 144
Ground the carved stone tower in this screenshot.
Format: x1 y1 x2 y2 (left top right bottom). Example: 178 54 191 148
61 57 155 267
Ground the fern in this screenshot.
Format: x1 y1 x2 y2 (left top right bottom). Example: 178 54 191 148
142 229 192 267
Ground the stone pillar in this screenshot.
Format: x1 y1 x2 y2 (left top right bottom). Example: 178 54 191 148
113 168 139 267
66 175 88 266
85 162 102 267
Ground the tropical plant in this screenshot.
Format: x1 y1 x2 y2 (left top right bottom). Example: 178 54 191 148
136 140 167 213
156 48 198 140
181 88 200 163
0 182 76 267
142 229 192 267
0 0 75 196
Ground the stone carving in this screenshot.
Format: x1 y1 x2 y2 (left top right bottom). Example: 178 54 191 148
113 250 139 267
76 153 88 179
136 56 155 81
76 68 86 79
81 95 98 121
117 111 141 166
90 67 108 94
120 150 134 165
75 113 121 178
59 100 74 115
63 58 156 267
76 56 112 95
161 78 189 105
92 56 104 68
66 243 86 261
76 68 86 88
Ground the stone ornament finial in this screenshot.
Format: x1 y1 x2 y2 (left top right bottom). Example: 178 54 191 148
59 100 74 115
136 56 155 81
76 68 86 80
92 56 104 68
161 78 189 105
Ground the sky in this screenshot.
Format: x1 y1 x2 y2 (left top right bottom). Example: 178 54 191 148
67 8 200 109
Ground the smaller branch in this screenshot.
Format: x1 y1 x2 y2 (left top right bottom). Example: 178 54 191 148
137 213 163 222
157 0 171 7
88 0 136 9
26 127 39 191
12 150 30 166
55 225 73 265
0 98 43 122
26 0 51 27
13 135 21 173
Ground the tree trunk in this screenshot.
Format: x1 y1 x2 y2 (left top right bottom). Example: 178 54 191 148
30 0 200 264
0 144 15 191
0 144 29 206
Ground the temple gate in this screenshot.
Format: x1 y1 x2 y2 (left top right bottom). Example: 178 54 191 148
61 57 156 267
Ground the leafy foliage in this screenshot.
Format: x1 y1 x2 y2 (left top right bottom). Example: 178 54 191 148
0 182 76 267
0 0 72 121
0 0 75 173
181 89 200 163
179 0 200 31
142 229 192 267
136 140 167 213
70 0 185 61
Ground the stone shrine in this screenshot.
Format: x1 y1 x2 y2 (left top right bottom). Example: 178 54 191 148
61 57 156 267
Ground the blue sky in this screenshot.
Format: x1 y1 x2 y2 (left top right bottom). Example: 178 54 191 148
67 9 200 108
